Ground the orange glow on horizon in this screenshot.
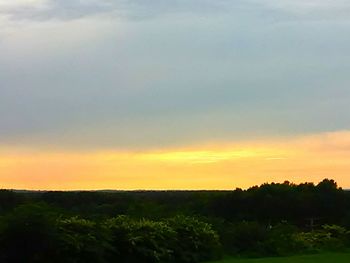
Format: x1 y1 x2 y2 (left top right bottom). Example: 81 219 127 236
1 131 350 190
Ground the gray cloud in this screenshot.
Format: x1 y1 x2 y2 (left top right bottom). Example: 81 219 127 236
0 0 350 23
1 0 349 22
0 0 234 21
1 1 350 149
0 0 114 21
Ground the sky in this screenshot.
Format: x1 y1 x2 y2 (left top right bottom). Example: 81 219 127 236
1 0 350 190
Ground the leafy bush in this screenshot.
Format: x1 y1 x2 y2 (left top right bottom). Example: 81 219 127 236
292 224 350 253
218 221 350 257
57 217 110 263
106 215 177 263
167 215 222 263
263 223 301 256
220 221 268 256
105 215 221 263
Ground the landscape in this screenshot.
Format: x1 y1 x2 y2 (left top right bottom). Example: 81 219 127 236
1 0 350 262
1 179 350 262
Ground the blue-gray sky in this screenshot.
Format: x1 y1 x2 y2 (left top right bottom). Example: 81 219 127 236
1 0 350 150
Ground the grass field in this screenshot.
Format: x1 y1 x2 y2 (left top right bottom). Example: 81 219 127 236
210 253 350 263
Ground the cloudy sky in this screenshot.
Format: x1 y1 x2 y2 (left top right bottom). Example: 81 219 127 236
1 0 350 190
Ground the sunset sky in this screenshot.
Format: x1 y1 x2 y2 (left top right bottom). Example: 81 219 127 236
1 0 350 190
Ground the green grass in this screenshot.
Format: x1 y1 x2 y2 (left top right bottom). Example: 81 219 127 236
209 253 350 263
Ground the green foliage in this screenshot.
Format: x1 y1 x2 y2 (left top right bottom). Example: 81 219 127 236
219 221 301 257
292 224 350 253
106 215 177 263
219 221 268 256
0 179 350 262
167 215 222 263
209 252 350 263
263 223 302 256
0 190 22 213
105 215 221 263
0 208 221 263
57 217 110 263
0 203 60 263
217 221 350 257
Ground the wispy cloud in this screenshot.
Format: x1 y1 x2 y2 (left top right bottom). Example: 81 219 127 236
0 0 114 21
2 0 350 22
255 0 350 20
0 0 231 21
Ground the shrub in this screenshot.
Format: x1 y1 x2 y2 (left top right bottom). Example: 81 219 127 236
292 224 350 253
57 217 110 263
220 221 267 256
167 215 222 263
263 223 301 256
105 215 177 263
105 215 221 263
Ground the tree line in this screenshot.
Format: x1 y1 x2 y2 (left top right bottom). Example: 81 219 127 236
1 179 350 262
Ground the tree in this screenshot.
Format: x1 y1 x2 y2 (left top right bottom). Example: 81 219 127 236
0 203 60 263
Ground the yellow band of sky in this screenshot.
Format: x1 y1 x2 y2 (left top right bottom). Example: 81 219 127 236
1 130 350 190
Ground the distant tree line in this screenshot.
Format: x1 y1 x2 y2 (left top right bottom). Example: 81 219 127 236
1 179 350 262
